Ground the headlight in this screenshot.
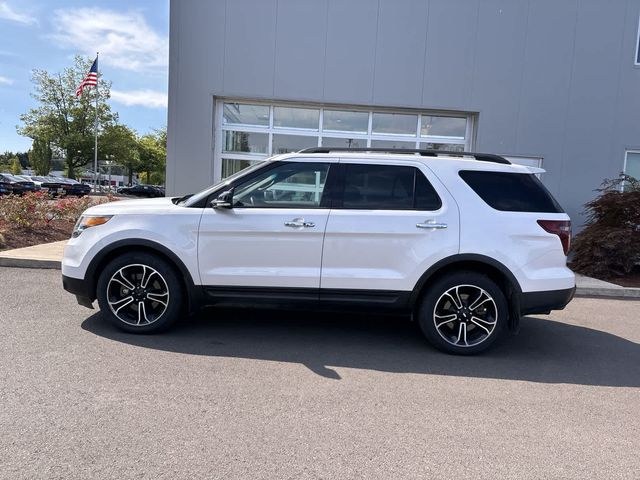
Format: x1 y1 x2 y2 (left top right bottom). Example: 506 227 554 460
72 215 113 238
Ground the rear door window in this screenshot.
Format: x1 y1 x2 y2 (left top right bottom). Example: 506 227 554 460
459 170 563 213
340 164 441 210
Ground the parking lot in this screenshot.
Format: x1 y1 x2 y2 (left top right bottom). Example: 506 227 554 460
1 267 638 479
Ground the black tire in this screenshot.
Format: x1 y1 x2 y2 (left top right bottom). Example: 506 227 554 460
417 271 507 355
96 252 184 333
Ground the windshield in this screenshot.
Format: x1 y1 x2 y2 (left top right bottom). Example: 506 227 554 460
2 174 23 182
181 161 266 207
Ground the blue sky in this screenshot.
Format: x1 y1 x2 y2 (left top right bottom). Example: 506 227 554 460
0 0 169 153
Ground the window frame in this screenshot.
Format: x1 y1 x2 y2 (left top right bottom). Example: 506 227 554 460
231 161 333 210
214 98 475 182
635 16 640 66
332 162 442 212
623 149 640 190
624 149 640 173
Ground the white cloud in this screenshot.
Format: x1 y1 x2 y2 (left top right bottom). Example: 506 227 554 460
111 89 167 109
0 2 37 25
0 75 14 85
52 8 167 72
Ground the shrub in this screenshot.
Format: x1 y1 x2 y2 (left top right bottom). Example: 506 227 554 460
570 175 640 279
0 192 117 230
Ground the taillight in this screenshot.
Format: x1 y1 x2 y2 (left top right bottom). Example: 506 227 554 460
537 220 571 256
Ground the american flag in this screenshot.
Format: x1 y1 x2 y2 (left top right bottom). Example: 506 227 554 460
76 57 98 96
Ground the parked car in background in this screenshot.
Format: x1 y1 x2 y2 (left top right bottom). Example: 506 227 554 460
0 176 13 195
0 173 37 195
25 176 65 196
56 177 92 197
117 184 165 198
152 185 166 196
15 175 42 193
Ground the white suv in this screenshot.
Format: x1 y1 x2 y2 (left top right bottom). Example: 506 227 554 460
62 148 575 354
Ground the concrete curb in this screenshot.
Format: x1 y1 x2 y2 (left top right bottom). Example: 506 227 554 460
0 257 61 269
575 287 640 299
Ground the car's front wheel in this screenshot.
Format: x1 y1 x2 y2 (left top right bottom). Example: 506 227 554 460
418 271 507 355
96 252 184 333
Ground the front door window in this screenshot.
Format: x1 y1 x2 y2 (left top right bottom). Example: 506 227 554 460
233 162 330 208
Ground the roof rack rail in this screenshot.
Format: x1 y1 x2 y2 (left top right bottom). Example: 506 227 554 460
297 147 511 165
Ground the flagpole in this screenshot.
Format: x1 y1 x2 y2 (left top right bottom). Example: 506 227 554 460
94 52 99 192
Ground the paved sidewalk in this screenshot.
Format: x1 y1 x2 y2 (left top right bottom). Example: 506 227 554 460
0 240 67 269
0 241 639 299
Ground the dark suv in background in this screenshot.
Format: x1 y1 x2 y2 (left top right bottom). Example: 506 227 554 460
56 178 92 196
117 184 165 198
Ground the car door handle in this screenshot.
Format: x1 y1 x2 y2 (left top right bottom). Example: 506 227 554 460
284 220 315 228
416 221 448 229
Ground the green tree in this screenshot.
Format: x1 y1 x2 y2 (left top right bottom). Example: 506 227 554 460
16 152 29 169
0 151 14 171
30 138 52 176
137 127 166 185
18 56 116 178
100 124 139 185
10 157 22 175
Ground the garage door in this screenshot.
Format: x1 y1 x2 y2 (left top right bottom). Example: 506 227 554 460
214 99 475 180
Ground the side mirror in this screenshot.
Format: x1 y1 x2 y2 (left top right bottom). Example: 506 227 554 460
211 189 233 209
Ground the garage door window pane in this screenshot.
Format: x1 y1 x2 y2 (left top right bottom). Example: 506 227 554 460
274 106 319 130
223 103 269 126
372 113 417 135
272 134 318 154
223 131 268 153
371 139 416 149
421 116 466 138
420 142 465 152
222 158 259 178
322 136 368 148
323 110 369 133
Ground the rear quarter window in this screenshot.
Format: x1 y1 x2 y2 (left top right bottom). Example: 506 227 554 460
459 170 563 213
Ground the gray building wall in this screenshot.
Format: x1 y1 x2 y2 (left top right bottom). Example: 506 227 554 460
168 0 640 226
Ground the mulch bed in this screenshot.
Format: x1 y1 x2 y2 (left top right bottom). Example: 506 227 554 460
0 220 75 251
607 271 640 288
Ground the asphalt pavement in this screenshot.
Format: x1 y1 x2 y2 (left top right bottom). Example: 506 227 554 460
1 267 638 479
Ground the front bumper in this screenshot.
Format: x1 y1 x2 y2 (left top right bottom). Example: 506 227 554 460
520 286 576 316
62 274 95 309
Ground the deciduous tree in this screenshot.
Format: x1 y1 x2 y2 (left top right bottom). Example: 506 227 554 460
18 56 116 178
10 157 22 175
137 127 166 185
100 124 139 185
30 138 52 176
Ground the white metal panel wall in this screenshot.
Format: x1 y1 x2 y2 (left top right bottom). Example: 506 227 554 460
168 0 640 228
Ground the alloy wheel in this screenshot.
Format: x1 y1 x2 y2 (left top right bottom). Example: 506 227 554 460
106 264 170 326
432 284 498 348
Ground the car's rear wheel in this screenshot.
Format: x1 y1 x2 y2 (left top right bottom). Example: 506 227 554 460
418 271 507 354
96 252 184 333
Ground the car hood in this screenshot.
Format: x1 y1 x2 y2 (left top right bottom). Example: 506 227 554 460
84 196 178 215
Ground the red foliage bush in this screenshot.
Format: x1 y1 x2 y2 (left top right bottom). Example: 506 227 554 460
0 192 117 230
570 175 640 279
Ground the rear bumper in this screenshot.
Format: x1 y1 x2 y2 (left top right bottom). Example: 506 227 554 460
520 286 576 316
